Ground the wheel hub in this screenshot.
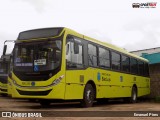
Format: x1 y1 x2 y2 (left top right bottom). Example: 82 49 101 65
87 90 92 103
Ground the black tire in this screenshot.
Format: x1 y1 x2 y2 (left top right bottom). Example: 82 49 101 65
28 99 37 102
97 98 109 105
123 87 137 103
1 93 8 97
39 99 51 107
81 84 95 107
130 87 137 103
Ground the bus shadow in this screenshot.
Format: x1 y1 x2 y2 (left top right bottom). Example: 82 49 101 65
11 98 151 110
14 100 124 110
14 102 82 110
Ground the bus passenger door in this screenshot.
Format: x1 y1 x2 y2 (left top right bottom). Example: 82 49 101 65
65 36 85 99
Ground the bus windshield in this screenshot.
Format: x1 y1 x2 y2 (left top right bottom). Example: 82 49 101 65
13 40 62 72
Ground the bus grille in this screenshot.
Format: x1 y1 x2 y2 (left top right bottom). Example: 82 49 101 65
0 77 8 84
16 89 52 96
0 88 7 92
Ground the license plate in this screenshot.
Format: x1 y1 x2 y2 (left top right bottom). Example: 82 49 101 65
22 82 31 86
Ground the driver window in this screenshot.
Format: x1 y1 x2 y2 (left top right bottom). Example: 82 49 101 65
66 36 84 69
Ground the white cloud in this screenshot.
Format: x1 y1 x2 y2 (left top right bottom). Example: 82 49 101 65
122 19 160 51
11 0 47 13
0 0 159 56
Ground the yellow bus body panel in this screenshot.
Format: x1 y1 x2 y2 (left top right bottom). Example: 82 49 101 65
7 77 12 96
0 81 8 94
11 70 66 99
64 68 150 99
10 27 150 100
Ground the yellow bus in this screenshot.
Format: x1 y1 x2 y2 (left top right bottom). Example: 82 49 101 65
0 54 11 96
5 27 150 107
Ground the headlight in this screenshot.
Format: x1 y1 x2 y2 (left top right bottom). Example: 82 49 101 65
52 75 64 86
12 79 18 86
13 80 16 84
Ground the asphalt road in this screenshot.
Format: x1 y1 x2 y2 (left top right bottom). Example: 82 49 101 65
0 96 160 120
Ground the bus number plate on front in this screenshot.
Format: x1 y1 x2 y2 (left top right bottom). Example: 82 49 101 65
22 82 31 86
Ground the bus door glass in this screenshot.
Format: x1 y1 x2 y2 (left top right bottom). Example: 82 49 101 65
66 36 84 82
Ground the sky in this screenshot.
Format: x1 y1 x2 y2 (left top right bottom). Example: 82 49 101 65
0 0 160 55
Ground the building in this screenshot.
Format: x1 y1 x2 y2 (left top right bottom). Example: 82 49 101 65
131 47 160 56
131 47 160 98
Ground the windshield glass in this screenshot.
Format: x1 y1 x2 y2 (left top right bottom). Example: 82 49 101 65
13 40 62 72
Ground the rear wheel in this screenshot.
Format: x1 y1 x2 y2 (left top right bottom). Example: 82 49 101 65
131 87 137 103
124 87 137 103
81 84 95 107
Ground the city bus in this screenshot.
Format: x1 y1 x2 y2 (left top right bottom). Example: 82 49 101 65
0 54 11 96
4 27 150 107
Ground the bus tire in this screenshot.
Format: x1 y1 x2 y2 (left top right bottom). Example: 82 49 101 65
81 84 95 107
39 99 51 107
97 98 109 105
130 87 137 103
1 93 8 97
28 99 37 102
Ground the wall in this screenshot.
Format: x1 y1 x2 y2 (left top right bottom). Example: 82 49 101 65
149 64 160 98
131 47 160 56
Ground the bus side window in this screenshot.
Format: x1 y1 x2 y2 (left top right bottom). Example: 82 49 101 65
88 44 97 67
111 51 121 70
98 47 110 69
122 55 130 72
138 60 144 76
130 58 138 74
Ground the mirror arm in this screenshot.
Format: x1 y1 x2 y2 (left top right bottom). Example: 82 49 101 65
3 40 15 55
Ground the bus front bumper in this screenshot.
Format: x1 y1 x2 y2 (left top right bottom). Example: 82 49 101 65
11 82 65 99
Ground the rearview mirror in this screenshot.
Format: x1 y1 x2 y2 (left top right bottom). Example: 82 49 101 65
66 44 69 55
3 45 7 55
74 43 79 54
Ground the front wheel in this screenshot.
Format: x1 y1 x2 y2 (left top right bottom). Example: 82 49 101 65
81 84 95 107
39 99 51 107
28 99 37 102
1 93 8 97
131 87 137 103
